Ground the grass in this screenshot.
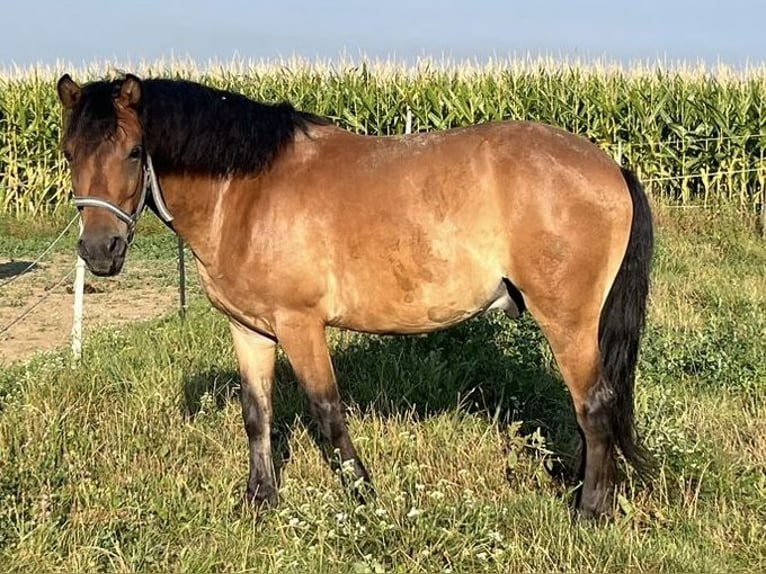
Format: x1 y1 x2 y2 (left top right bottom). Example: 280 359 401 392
0 205 765 572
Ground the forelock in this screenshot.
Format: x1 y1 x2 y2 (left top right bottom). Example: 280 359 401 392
64 80 122 151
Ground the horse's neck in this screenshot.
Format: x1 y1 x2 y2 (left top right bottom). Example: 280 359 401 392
157 173 230 270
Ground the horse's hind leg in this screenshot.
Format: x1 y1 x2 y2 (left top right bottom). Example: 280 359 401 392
531 307 616 517
275 316 372 495
230 322 279 506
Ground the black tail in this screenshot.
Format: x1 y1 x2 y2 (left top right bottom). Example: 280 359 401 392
597 167 655 476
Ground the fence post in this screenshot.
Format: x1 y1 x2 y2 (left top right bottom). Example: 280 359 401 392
615 141 623 166
405 107 412 135
761 182 766 240
71 220 86 362
178 236 188 318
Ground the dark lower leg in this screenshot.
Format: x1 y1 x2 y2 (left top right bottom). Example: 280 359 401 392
229 322 278 507
533 312 612 516
276 317 372 497
309 391 371 486
578 430 615 516
576 389 617 517
241 386 278 505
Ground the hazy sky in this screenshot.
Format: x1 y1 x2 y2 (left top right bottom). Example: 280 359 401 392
1 0 764 68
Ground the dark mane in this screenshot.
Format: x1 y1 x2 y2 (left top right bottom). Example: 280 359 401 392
64 76 327 176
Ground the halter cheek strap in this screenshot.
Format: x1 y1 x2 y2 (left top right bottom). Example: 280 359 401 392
72 154 174 244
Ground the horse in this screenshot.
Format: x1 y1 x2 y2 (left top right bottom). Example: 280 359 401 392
56 72 654 518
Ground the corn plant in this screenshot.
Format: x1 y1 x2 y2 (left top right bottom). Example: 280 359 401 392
1 58 764 215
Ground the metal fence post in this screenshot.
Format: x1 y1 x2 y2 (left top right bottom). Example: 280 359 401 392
178 236 188 318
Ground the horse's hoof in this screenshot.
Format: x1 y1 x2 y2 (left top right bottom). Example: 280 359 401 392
245 483 279 509
573 500 613 522
352 480 376 505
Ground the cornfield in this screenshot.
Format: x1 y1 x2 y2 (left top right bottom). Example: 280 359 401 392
1 58 765 215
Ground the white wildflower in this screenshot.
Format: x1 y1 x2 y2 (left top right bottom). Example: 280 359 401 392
406 506 422 519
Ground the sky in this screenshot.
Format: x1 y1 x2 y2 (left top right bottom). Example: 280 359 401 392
1 0 764 69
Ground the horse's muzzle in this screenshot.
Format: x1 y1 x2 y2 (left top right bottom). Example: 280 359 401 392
78 233 128 277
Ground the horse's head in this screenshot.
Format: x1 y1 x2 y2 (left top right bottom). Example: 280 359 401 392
57 73 146 276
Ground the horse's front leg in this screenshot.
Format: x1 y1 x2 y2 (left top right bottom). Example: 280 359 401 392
275 315 372 497
229 322 279 506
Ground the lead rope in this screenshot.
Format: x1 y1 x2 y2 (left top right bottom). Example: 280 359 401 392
146 154 174 223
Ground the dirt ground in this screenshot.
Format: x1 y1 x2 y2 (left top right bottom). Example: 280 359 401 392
0 253 179 364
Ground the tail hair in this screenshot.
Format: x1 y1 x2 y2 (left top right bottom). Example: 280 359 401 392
597 167 655 476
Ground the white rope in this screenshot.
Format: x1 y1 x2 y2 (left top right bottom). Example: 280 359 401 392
643 166 763 184
609 131 766 148
0 215 78 289
0 266 75 337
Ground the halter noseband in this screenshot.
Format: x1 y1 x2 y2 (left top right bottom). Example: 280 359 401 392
72 154 174 244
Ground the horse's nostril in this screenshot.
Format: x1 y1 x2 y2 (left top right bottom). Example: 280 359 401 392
77 238 88 258
107 235 123 256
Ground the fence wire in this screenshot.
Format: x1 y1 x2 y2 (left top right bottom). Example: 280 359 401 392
0 215 78 289
0 266 75 337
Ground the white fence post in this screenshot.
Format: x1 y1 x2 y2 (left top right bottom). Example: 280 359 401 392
758 167 766 239
71 220 85 362
405 107 412 135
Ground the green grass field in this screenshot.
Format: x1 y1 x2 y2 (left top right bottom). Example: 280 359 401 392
0 204 764 572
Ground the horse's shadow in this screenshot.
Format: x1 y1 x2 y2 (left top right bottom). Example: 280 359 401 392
0 261 37 281
181 314 581 490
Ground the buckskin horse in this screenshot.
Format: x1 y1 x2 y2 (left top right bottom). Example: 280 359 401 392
56 73 653 518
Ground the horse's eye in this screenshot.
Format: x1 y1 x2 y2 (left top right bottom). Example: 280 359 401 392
128 145 143 160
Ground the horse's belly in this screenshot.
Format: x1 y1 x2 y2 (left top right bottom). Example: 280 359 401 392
329 266 505 335
331 303 484 335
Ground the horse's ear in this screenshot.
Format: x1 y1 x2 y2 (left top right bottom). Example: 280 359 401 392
57 74 81 109
117 74 142 108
